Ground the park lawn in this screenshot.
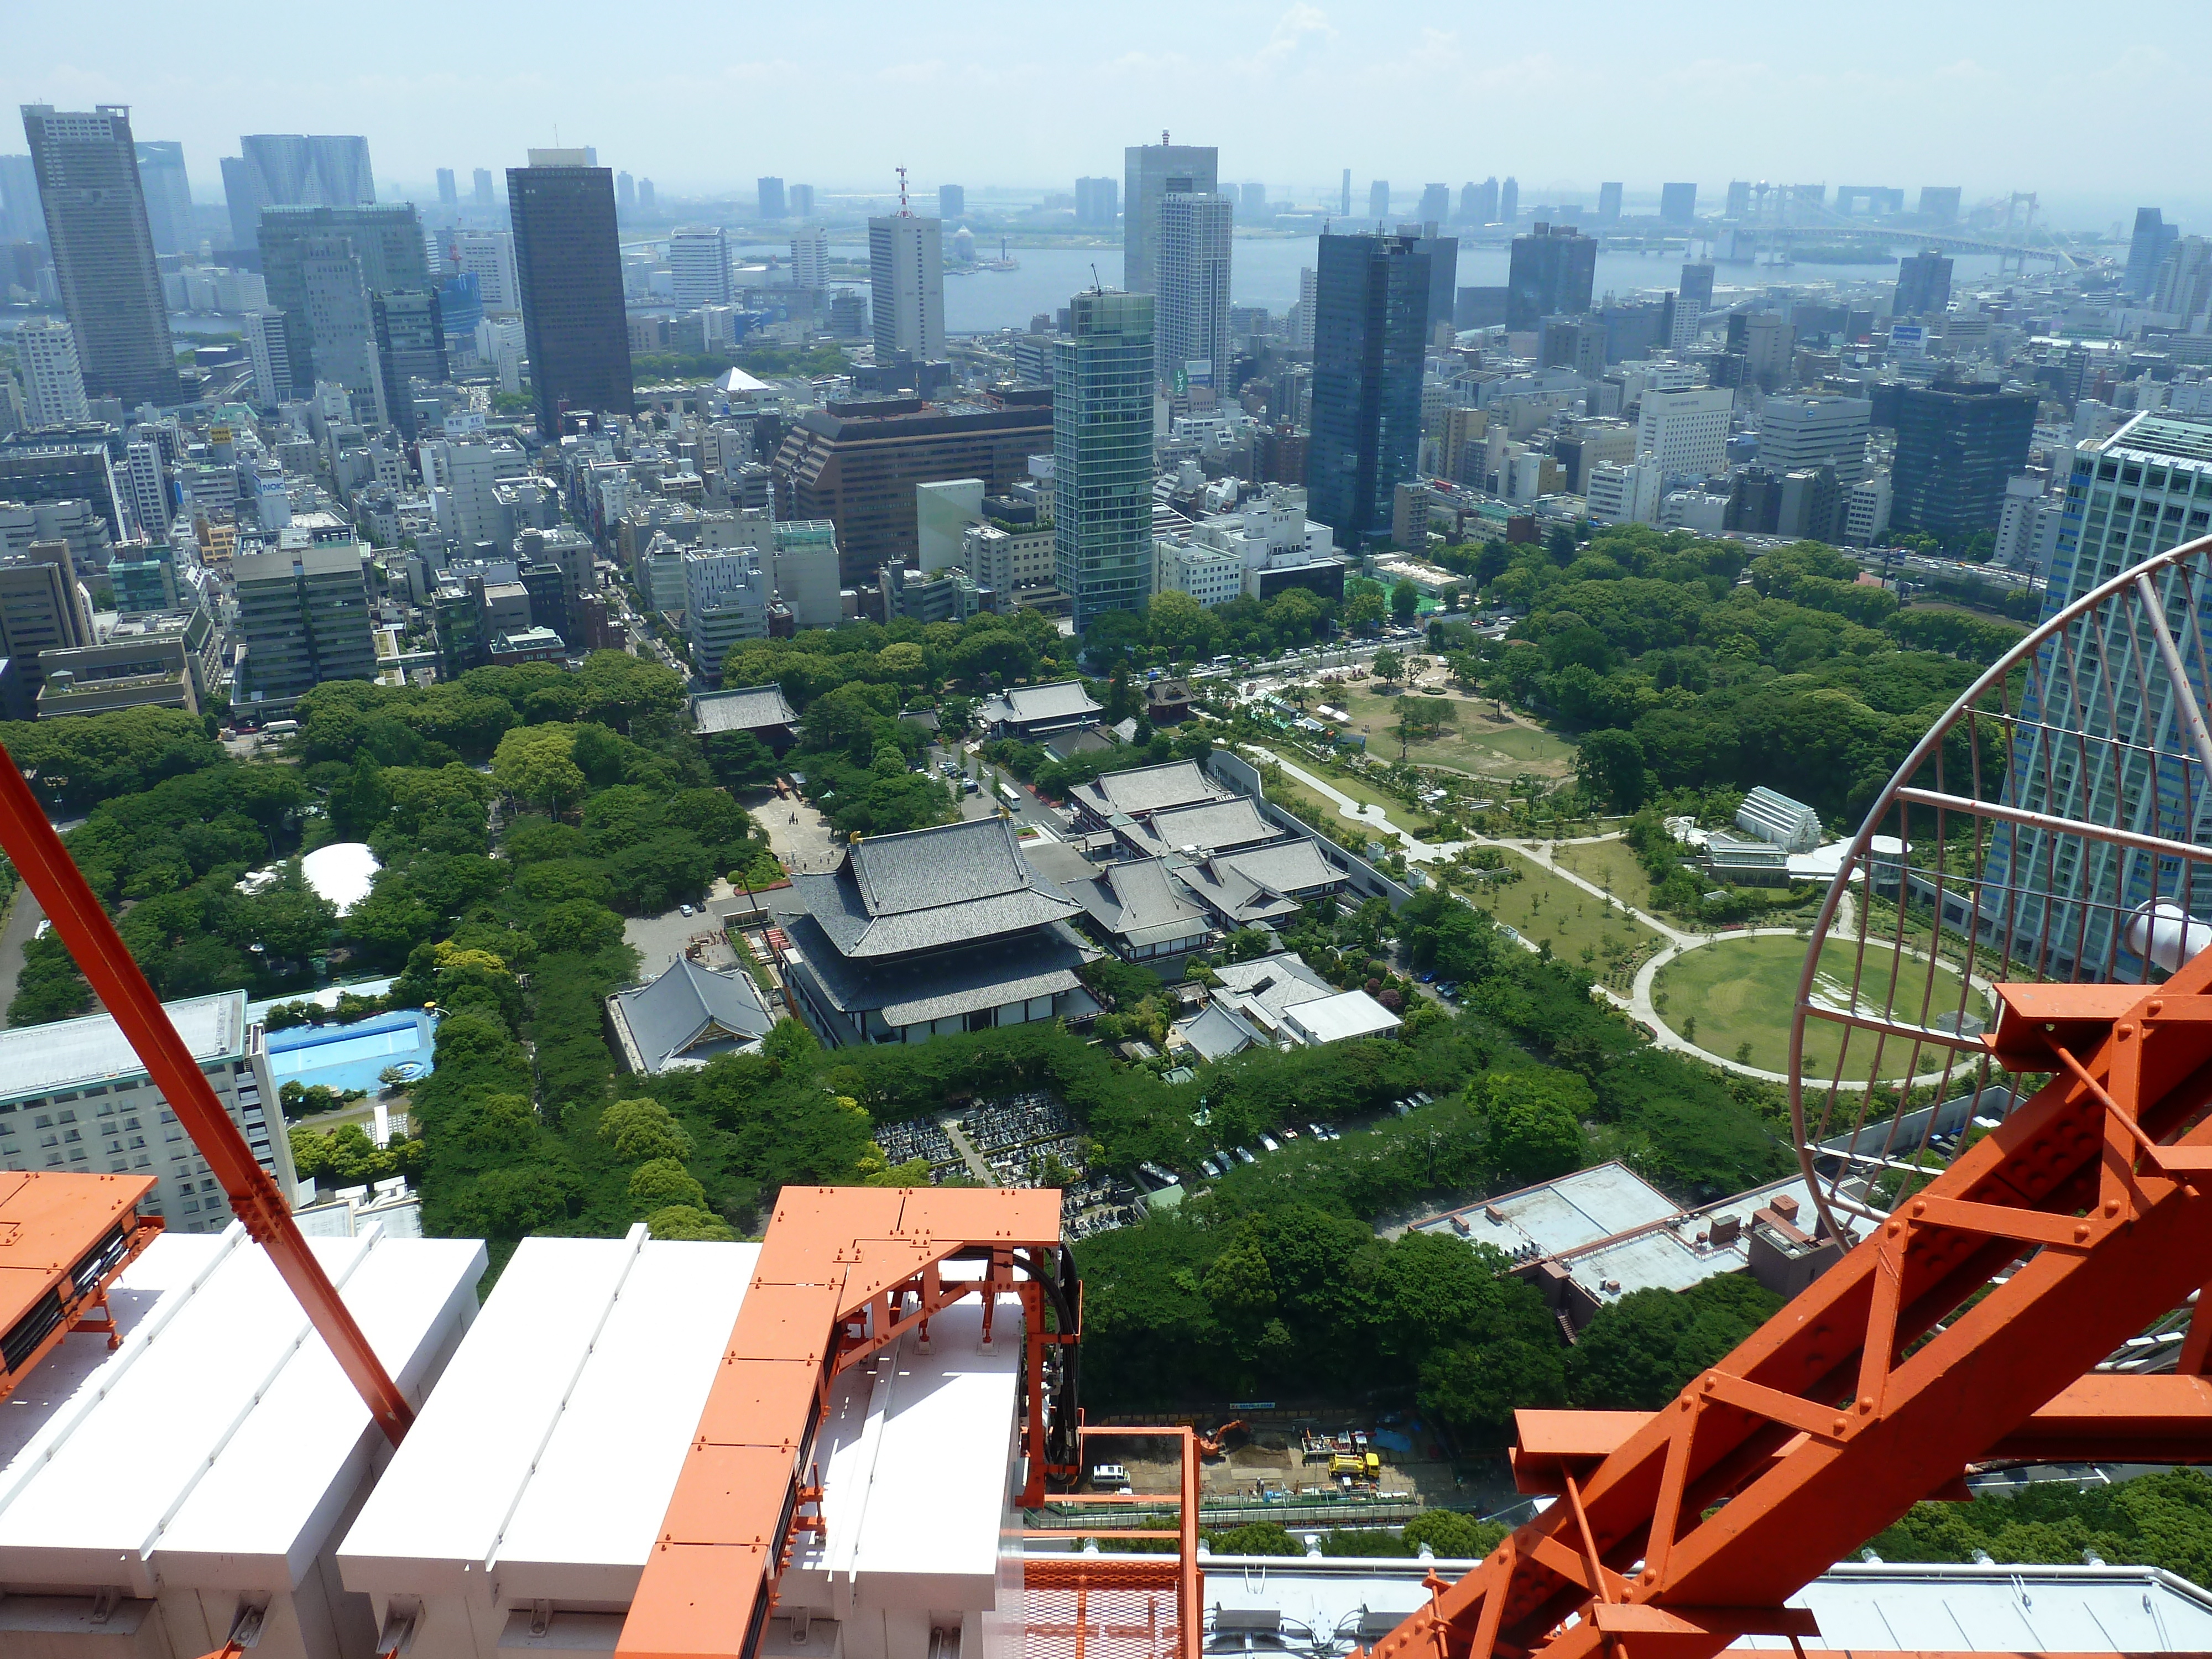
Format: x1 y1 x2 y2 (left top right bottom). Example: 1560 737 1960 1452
1553 837 1658 907
1457 851 1665 991
1652 933 1992 1079
1328 686 1579 779
1259 748 1436 838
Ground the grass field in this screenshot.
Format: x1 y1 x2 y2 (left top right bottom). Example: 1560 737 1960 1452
1652 933 1990 1077
1457 851 1665 992
1320 686 1580 779
1553 837 1658 907
1254 747 1437 840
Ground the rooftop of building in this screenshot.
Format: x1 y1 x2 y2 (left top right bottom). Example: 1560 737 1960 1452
978 680 1103 728
1070 855 1213 950
690 682 799 735
1069 760 1234 821
611 957 775 1072
0 990 251 1108
1412 1161 1681 1260
2101 411 2212 465
1123 796 1280 858
788 815 1083 960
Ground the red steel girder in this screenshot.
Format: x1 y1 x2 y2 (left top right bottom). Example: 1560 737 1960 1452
1365 953 2212 1659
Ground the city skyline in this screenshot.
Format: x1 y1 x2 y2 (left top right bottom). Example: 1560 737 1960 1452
7 2 2212 225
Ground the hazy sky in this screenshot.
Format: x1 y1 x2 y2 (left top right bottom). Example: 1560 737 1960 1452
9 0 2210 228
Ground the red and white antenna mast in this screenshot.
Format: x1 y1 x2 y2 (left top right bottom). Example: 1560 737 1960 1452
896 165 910 216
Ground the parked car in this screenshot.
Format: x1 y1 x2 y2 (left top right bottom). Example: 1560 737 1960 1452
678 903 696 917
1259 1133 1279 1153
1234 1146 1257 1165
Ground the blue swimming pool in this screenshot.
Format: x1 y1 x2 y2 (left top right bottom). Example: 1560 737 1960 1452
268 1009 439 1097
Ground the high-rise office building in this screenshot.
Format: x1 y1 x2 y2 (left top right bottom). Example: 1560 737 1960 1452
790 184 815 220
1893 248 1954 318
1155 192 1233 388
373 289 447 439
1459 178 1498 226
472 168 494 209
1398 224 1458 339
232 539 377 709
223 134 374 246
1918 186 1961 223
1505 222 1595 331
758 176 786 219
1075 176 1118 227
0 538 93 699
1295 266 1318 352
437 167 458 207
124 437 170 539
1124 142 1218 297
938 185 965 221
1340 170 1351 216
1240 182 1266 218
1366 180 1390 221
298 234 385 424
868 213 946 363
133 141 194 255
451 227 519 312
243 309 291 408
2126 208 2180 300
1637 387 1734 479
1417 184 1449 225
15 317 88 429
1499 176 1519 225
0 154 41 244
670 225 733 307
1672 260 1715 349
20 105 179 407
1891 382 2037 538
258 204 429 400
791 223 829 290
1306 232 1428 549
508 150 633 436
637 179 655 212
1597 182 1623 224
1659 182 1697 225
1054 290 1155 629
1759 395 1871 488
616 171 634 215
2153 236 2212 323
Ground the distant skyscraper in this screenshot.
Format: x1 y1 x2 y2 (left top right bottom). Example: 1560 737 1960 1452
2127 208 2180 300
1499 176 1519 225
1307 231 1429 548
1893 248 1954 317
1075 176 1118 227
15 317 88 428
239 134 375 210
133 141 194 255
1597 182 1623 224
1891 383 2037 538
258 204 429 400
298 234 385 424
1156 192 1233 387
451 227 519 312
868 213 945 363
1459 178 1498 226
1417 184 1449 224
1918 186 1961 224
1672 260 1714 349
243 310 290 408
1505 222 1596 331
616 171 634 215
1726 180 1752 218
1366 180 1390 221
1339 169 1351 216
758 176 786 219
508 151 633 435
637 178 655 212
472 168 494 209
791 223 828 289
790 184 815 220
1295 265 1317 351
1397 224 1458 340
0 154 42 244
372 288 446 438
938 184 965 221
670 225 732 307
1053 289 1155 629
1659 182 1698 225
20 105 179 406
1124 141 1218 296
437 167 458 207
1240 182 1266 217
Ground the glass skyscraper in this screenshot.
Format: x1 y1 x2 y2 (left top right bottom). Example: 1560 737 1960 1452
20 105 179 408
508 152 633 437
1053 290 1155 631
1306 232 1428 550
257 204 430 402
1122 143 1217 299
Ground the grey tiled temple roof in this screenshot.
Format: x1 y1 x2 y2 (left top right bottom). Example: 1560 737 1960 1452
787 815 1083 959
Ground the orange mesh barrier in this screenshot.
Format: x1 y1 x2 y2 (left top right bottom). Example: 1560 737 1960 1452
1023 1561 1196 1659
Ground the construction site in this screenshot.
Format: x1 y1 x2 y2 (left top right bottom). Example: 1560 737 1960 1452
12 540 2212 1659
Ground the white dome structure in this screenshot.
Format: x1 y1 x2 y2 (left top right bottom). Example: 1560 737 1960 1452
301 842 382 917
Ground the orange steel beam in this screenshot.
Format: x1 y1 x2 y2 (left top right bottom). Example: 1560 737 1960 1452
1074 1425 1203 1659
1362 951 2212 1659
619 1187 1072 1659
0 1171 161 1406
0 747 415 1446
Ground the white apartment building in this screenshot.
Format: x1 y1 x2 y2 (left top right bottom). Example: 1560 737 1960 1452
16 316 88 428
1663 489 1730 535
0 990 294 1234
771 519 842 628
451 228 520 313
244 309 291 406
1156 538 1244 607
1760 395 1871 487
868 215 946 363
1295 265 1318 351
1182 482 1337 599
670 225 733 309
1637 385 1734 480
1587 459 1664 526
791 222 829 289
125 439 171 539
683 547 771 677
1844 471 1893 546
962 521 1056 594
424 440 513 547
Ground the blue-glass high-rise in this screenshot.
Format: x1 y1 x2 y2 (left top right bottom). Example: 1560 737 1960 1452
1305 232 1429 550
